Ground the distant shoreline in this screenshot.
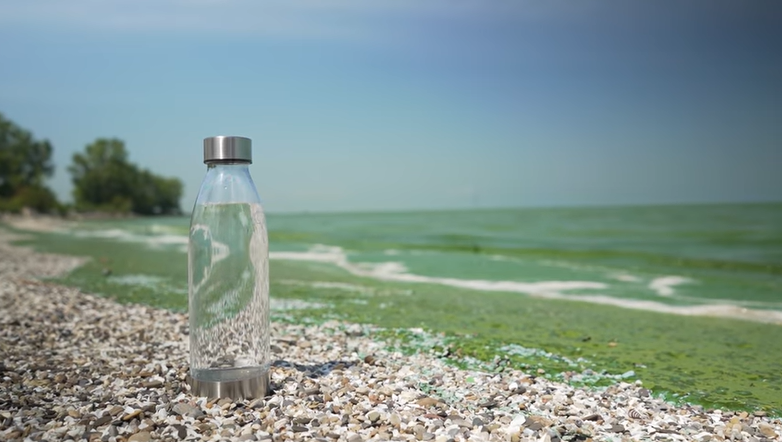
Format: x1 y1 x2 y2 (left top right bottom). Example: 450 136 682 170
0 211 186 233
262 200 782 217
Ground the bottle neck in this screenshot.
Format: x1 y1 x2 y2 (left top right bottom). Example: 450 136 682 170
206 161 251 170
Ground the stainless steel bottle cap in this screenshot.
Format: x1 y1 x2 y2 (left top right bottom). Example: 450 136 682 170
203 136 252 164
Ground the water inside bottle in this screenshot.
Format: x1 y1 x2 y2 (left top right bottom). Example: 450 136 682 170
188 202 269 380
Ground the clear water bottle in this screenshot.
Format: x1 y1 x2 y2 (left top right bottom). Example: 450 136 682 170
188 136 269 399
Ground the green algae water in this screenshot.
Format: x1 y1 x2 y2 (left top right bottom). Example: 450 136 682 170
5 202 782 413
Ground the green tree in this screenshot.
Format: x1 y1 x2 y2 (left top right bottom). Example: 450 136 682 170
152 175 184 215
69 138 183 215
0 112 60 213
68 138 135 212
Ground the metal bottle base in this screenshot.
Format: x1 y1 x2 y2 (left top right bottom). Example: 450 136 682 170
187 371 269 400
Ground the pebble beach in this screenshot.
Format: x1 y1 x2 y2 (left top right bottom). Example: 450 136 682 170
1 228 781 442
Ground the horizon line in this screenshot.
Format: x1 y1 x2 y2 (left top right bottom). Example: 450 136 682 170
254 199 782 216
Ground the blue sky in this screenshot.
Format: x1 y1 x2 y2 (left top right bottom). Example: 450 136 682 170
1 1 780 212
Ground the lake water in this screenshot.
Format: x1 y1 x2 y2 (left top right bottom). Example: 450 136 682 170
66 203 782 318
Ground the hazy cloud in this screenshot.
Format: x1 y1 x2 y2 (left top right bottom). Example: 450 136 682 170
0 0 543 39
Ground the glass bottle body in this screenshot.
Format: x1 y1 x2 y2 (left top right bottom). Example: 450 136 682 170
188 162 269 398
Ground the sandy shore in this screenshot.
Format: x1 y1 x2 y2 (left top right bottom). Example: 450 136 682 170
0 227 780 442
0 214 72 233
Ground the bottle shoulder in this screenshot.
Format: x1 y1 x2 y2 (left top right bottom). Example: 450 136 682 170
194 165 262 206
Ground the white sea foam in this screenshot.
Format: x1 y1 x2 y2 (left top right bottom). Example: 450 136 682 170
541 259 621 274
610 273 642 282
108 274 166 286
278 279 375 294
72 228 188 250
148 224 186 235
648 276 692 296
310 282 372 292
107 274 188 294
269 244 782 325
278 279 414 298
270 245 606 296
489 254 520 262
270 298 329 311
562 294 782 324
73 228 130 240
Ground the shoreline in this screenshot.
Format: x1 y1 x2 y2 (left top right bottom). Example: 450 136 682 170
0 214 73 233
1 231 782 440
0 212 150 234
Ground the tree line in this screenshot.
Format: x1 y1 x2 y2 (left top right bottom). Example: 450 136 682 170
0 112 183 216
